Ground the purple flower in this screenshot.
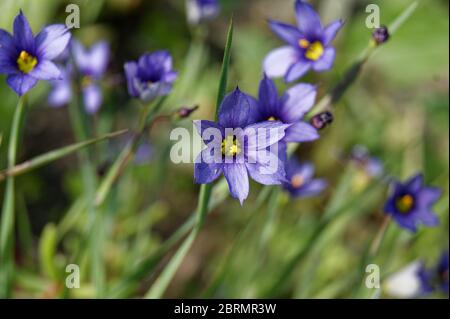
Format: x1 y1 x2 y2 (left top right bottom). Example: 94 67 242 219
0 11 71 96
124 50 177 102
282 158 327 198
263 0 343 82
48 40 109 114
186 0 220 25
253 75 319 143
350 145 384 178
194 88 290 204
384 174 441 232
417 251 449 295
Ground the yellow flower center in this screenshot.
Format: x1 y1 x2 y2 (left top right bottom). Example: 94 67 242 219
291 174 304 188
17 50 38 74
267 116 277 121
221 135 241 157
298 39 324 61
395 194 414 213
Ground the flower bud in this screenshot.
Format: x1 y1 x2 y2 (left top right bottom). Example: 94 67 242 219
176 105 199 118
310 111 333 130
372 26 390 45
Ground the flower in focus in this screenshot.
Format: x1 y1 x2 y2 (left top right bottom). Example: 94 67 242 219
124 50 177 102
186 0 220 25
194 88 290 204
0 10 71 96
263 0 343 82
282 158 326 198
417 251 449 295
384 173 441 232
253 75 319 143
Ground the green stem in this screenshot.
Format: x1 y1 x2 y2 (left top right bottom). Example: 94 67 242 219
0 96 27 298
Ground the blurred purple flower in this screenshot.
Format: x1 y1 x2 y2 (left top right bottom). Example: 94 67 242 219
186 0 220 25
253 74 319 143
194 88 290 205
263 0 343 82
48 40 109 114
0 10 71 96
350 145 384 178
384 173 441 232
282 158 327 198
417 251 449 295
124 50 177 102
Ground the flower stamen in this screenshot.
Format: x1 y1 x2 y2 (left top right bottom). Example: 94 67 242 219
291 174 304 188
221 135 241 157
396 194 414 213
304 41 324 61
17 50 38 74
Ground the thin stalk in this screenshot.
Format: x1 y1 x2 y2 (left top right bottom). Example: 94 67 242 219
0 96 27 298
0 130 127 182
145 18 234 299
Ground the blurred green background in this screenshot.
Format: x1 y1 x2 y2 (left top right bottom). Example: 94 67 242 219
0 0 448 298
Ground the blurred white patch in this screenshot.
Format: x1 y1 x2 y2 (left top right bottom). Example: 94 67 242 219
385 261 421 298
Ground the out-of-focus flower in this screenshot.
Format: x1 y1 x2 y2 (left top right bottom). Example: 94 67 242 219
372 25 390 45
417 251 449 295
350 145 384 178
309 111 333 130
0 10 71 96
263 0 343 82
72 40 109 113
384 173 441 232
282 158 326 198
186 0 220 25
124 50 177 102
48 40 109 114
194 88 290 204
384 261 423 298
253 75 319 143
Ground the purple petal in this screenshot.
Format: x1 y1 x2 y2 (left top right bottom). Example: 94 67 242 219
35 24 71 60
0 49 17 74
296 179 327 197
312 47 335 72
285 59 311 82
246 151 287 186
280 83 317 122
0 29 16 57
284 121 319 143
194 148 223 184
6 73 38 96
391 214 418 232
263 46 299 79
193 120 224 144
323 20 343 45
258 74 279 116
417 187 441 210
407 174 423 193
245 120 290 151
268 20 303 46
124 61 139 97
13 11 35 52
83 84 102 114
48 82 71 107
417 211 440 227
223 163 249 205
295 0 322 36
86 41 109 76
28 60 61 80
218 88 259 128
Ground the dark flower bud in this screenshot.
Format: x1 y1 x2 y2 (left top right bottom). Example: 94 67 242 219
176 105 199 118
310 111 333 130
372 26 390 45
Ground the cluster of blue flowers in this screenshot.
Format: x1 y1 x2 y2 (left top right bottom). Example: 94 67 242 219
0 1 446 291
